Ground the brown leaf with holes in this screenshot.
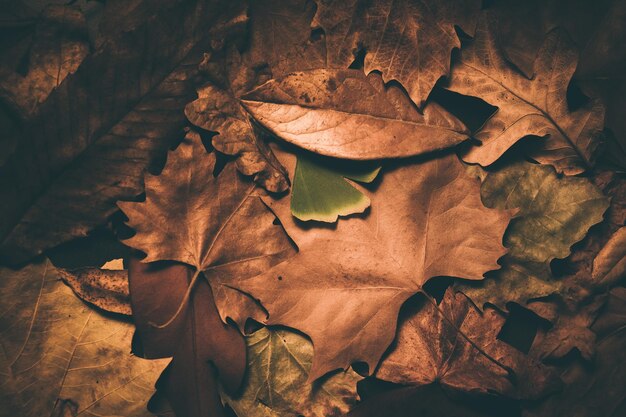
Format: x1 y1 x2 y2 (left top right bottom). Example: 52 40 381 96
376 289 560 399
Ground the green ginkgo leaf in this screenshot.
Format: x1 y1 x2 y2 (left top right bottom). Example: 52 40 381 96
458 161 609 310
220 327 361 417
291 153 381 222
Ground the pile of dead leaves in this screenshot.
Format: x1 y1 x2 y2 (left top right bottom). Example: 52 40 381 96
1 1 625 417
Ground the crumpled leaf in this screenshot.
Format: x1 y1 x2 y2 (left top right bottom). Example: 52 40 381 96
0 0 247 264
57 265 131 315
312 0 481 107
0 5 89 119
185 33 289 192
128 259 244 417
592 227 626 287
447 16 605 175
0 260 168 417
376 289 561 399
221 327 361 417
242 69 469 160
118 132 295 416
230 146 511 380
459 161 609 310
528 295 606 361
118 131 294 322
524 288 626 417
291 152 380 222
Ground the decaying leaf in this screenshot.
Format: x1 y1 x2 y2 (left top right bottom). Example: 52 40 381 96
291 152 380 222
459 161 609 310
312 0 481 107
447 16 605 175
242 69 469 160
0 260 167 417
0 0 246 264
185 41 289 193
0 5 89 118
222 327 361 417
57 265 131 315
232 146 511 380
376 289 560 399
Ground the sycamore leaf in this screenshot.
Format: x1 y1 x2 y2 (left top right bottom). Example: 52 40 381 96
242 69 469 160
221 327 361 417
312 0 481 108
0 0 248 264
118 132 295 416
0 260 168 417
458 162 609 310
229 145 511 380
447 16 605 175
592 227 626 287
0 5 89 119
376 289 560 399
291 152 381 222
57 266 131 315
185 44 289 193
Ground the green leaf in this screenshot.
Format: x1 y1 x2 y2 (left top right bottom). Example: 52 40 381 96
221 327 361 417
458 161 609 309
0 260 168 417
291 153 381 222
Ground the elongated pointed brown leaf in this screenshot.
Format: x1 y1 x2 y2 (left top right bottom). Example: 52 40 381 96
230 146 511 380
376 290 561 399
242 69 469 160
312 0 480 107
447 16 605 175
58 266 131 315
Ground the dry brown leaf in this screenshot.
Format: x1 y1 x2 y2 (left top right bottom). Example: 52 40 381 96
58 266 131 315
242 69 469 160
447 16 605 175
312 0 481 107
231 146 511 380
592 227 626 287
377 289 561 399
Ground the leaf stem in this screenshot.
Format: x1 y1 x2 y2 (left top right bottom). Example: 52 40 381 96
420 290 517 383
148 269 202 329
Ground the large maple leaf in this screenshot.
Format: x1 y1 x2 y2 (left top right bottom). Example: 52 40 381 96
232 146 512 380
312 0 481 108
447 16 605 175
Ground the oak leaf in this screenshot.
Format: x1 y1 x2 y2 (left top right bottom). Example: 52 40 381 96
312 0 481 107
242 69 469 160
447 16 605 175
376 289 560 399
221 327 362 417
0 260 167 417
459 161 609 310
233 146 511 380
